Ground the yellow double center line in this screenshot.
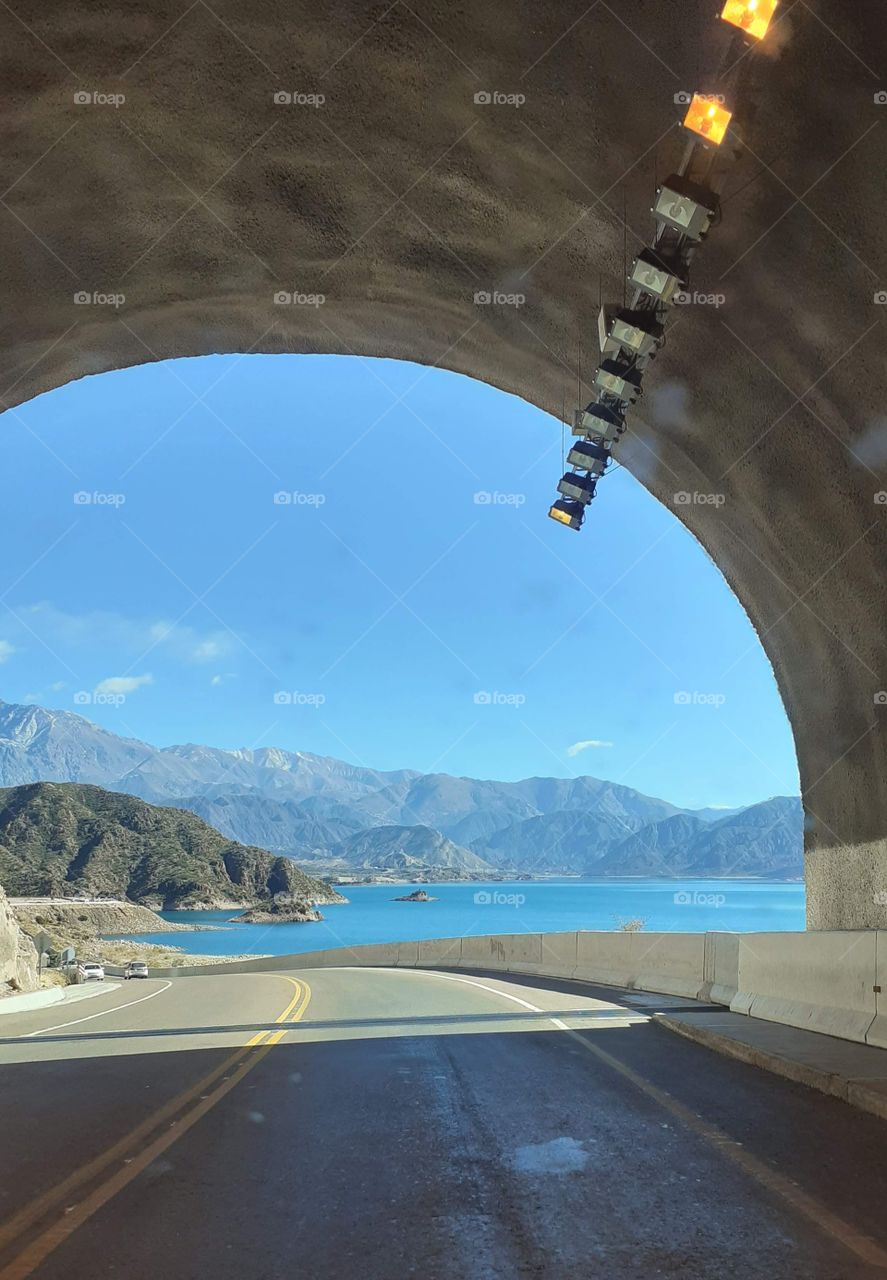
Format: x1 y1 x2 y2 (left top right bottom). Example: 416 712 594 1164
0 976 311 1280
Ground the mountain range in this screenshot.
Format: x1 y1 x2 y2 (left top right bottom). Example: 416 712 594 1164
0 698 803 879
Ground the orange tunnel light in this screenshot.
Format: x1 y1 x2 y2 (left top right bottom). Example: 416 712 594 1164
721 0 778 40
683 95 732 146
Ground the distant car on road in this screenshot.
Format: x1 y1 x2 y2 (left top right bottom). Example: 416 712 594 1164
81 962 105 982
124 960 149 980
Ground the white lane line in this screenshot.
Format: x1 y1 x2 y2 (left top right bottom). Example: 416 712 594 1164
397 969 582 1030
24 982 173 1037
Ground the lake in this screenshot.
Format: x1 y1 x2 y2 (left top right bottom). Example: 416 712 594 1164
124 879 806 958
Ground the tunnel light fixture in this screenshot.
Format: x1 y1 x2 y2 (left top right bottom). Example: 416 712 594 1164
598 306 664 359
653 175 719 242
629 247 686 303
548 499 585 530
721 0 777 40
683 95 732 146
567 439 611 477
572 401 625 443
557 471 597 505
594 358 643 406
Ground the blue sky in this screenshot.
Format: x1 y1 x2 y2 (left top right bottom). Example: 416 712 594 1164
0 353 799 809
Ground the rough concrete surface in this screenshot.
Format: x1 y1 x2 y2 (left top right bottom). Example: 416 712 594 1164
0 2 886 924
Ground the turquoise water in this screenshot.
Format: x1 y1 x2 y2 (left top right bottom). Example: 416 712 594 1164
124 879 806 957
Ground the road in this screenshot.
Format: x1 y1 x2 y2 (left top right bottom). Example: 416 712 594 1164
1 965 886 1279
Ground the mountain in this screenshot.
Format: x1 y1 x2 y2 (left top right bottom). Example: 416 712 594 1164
329 825 492 873
0 782 343 908
596 799 803 878
0 698 802 878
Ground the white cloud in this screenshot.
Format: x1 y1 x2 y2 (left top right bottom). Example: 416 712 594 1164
10 605 233 666
95 674 153 696
210 672 236 686
566 739 613 757
0 640 15 663
50 680 66 691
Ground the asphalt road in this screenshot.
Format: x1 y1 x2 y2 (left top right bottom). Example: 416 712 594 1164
1 966 886 1279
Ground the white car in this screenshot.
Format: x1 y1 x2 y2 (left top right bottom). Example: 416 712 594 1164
124 961 149 980
80 962 105 982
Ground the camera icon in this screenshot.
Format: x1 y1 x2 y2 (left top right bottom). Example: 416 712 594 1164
674 691 691 705
473 891 492 905
73 490 91 504
874 91 887 105
273 91 292 105
473 290 491 305
73 291 91 305
875 492 887 505
674 491 691 505
73 691 92 705
473 691 491 705
673 91 692 106
474 91 491 105
73 90 91 105
273 691 293 705
874 291 887 305
273 491 292 505
274 291 292 305
673 890 692 905
673 290 691 306
875 691 887 706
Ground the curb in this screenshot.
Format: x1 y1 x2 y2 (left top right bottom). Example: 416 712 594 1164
0 981 121 1018
657 1014 887 1123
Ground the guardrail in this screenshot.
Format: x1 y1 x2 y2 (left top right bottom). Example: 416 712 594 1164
145 928 887 1049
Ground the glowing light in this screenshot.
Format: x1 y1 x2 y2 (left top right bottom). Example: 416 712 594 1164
683 95 732 146
721 0 777 40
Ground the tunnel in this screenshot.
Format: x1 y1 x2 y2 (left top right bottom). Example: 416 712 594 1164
1 0 885 927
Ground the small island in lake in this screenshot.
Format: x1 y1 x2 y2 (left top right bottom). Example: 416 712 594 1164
231 898 324 924
392 889 437 902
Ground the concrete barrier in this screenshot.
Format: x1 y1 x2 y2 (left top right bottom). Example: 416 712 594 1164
149 928 887 1052
732 932 878 1045
701 932 740 1006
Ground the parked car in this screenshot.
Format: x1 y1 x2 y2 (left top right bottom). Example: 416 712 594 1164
124 960 149 980
80 962 105 982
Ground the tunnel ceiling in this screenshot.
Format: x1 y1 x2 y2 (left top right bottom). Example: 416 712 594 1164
1 0 886 926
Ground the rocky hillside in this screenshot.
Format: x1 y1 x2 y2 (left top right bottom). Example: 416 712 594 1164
0 782 344 908
0 884 38 995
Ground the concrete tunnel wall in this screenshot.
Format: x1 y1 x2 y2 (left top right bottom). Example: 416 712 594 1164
2 2 886 926
137 929 887 1049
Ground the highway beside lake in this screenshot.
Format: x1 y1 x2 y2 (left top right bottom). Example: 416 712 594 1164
1 966 886 1279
